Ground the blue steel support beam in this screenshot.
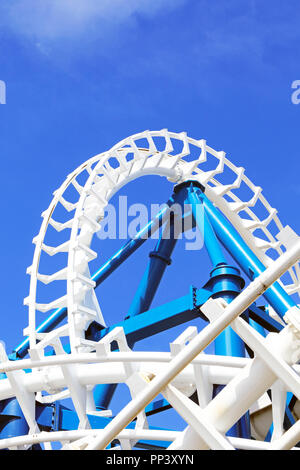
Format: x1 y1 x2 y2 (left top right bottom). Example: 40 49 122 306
87 288 281 345
204 263 250 438
0 397 29 440
0 289 283 444
248 304 282 333
187 185 244 352
94 216 180 409
205 264 246 357
184 182 250 438
88 287 210 344
127 220 179 318
92 205 171 288
249 317 266 337
19 292 278 355
199 190 297 319
187 185 227 268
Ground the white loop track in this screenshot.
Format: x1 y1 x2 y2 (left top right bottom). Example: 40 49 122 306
24 130 300 354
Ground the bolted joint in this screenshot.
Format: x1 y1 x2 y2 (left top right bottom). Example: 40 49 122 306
149 250 172 265
205 264 245 297
173 179 205 195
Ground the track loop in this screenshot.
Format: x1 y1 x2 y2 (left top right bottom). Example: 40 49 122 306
25 130 300 358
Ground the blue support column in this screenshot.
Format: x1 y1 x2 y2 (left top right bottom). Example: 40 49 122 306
206 264 246 357
127 220 178 318
249 317 266 337
199 191 297 318
188 185 227 268
0 397 29 441
185 181 250 438
186 183 246 363
94 216 180 410
204 263 251 438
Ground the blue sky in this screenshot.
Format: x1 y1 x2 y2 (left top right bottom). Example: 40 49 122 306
0 0 299 428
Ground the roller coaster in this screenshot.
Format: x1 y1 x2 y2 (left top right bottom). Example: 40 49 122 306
0 130 300 450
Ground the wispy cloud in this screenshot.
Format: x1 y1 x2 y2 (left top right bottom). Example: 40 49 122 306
2 0 299 71
0 0 186 41
1 0 299 98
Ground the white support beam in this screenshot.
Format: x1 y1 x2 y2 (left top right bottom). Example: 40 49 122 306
203 298 300 399
0 343 38 434
270 380 286 442
170 327 212 406
161 383 234 450
269 419 300 450
52 340 90 429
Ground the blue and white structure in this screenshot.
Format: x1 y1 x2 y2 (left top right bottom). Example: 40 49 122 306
0 130 300 450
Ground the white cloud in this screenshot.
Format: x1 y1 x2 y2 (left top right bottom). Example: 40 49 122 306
0 0 186 41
